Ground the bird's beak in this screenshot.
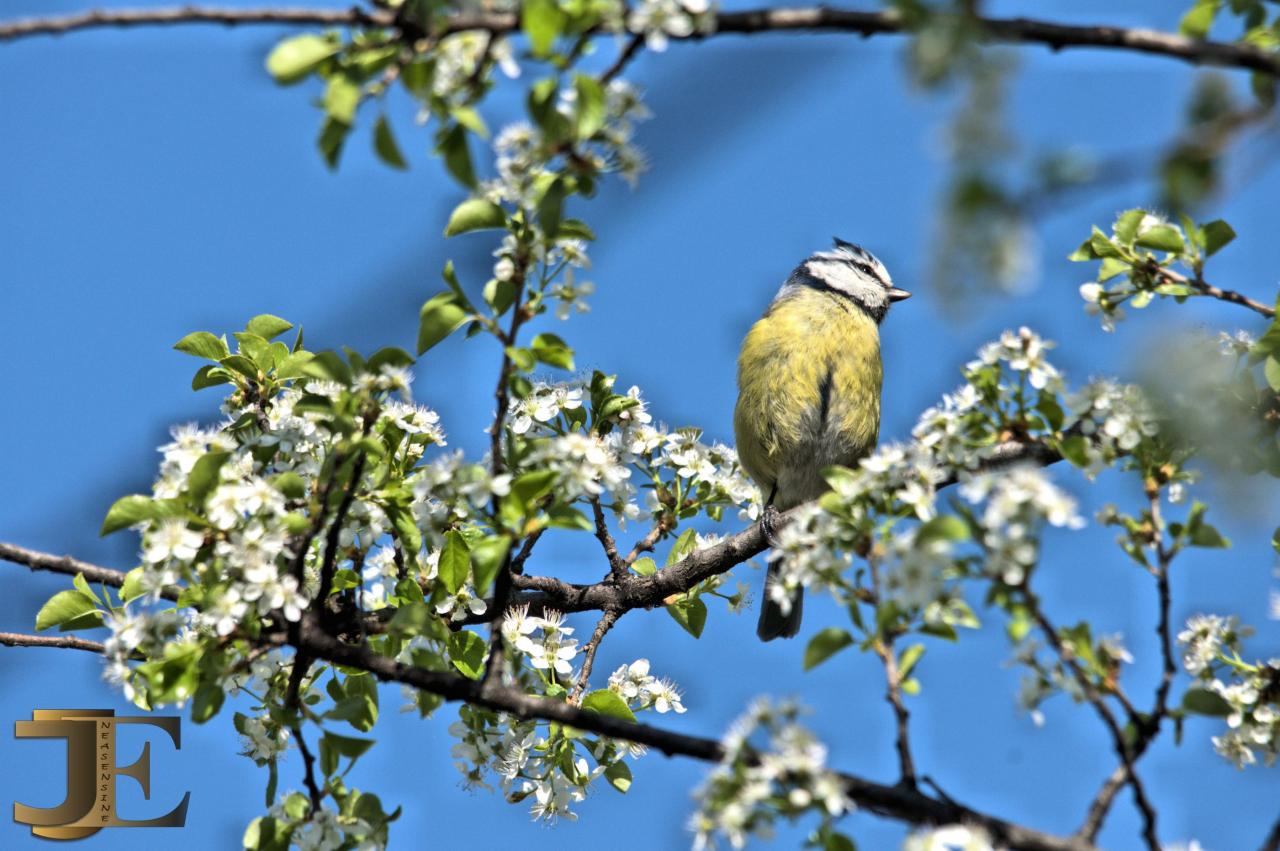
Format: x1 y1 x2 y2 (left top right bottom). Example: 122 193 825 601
887 287 912 302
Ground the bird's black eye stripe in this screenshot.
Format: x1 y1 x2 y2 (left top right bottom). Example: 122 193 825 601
849 260 887 286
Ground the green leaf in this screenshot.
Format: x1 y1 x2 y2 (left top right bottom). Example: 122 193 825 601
187 451 230 505
191 365 232 391
1179 0 1219 38
438 530 471 594
1201 219 1236 256
446 630 487 680
435 123 476 188
417 292 470 354
581 689 637 723
191 683 225 723
603 760 632 793
803 627 853 671
556 218 596 241
101 494 185 536
121 567 147 603
469 536 510 596
573 74 607 140
322 731 375 759
243 816 292 851
373 114 408 170
445 198 506 238
531 333 574 370
173 331 229 361
666 597 707 638
1189 522 1230 548
1264 356 1280 392
897 643 927 679
246 314 293 340
317 116 351 170
1182 687 1232 717
522 0 566 57
1136 224 1185 253
915 515 969 546
1058 434 1091 468
266 34 339 84
1113 209 1145 245
510 469 558 510
323 74 360 125
35 589 99 632
632 557 657 576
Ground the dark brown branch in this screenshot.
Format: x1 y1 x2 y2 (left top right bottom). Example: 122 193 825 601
0 631 105 653
2 6 1278 81
288 615 1097 851
509 529 543 575
589 496 627 579
1157 265 1275 319
1021 581 1161 850
291 722 324 813
570 607 621 702
600 33 644 84
0 541 179 601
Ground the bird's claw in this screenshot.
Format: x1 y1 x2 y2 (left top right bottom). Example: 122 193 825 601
760 504 783 548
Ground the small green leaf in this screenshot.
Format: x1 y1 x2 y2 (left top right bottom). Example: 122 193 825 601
631 557 657 576
187 451 230 505
1182 687 1232 717
35 589 99 632
803 627 853 671
603 760 632 793
266 34 339 84
469 536 511 596
121 567 147 603
1201 219 1236 256
1136 224 1185 253
445 198 506 237
531 333 574 370
446 630 487 680
666 597 707 638
373 114 408 170
191 683 225 723
174 331 229 361
417 292 470 354
246 314 293 340
323 74 360 125
521 0 566 57
435 123 476 188
581 689 637 723
317 116 351 170
1179 0 1218 38
438 530 471 594
915 515 969 545
573 74 607 140
897 643 927 679
101 494 185 536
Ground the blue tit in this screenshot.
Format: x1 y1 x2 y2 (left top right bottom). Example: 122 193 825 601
734 238 910 640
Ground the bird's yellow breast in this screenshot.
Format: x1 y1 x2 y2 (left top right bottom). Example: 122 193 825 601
733 289 882 507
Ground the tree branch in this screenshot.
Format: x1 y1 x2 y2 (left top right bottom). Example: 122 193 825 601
569 607 621 702
286 615 1098 851
2 6 1278 81
0 631 106 653
0 540 179 601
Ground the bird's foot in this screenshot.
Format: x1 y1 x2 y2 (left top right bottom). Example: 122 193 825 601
760 504 783 548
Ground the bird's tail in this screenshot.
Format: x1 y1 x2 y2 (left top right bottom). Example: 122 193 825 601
756 556 803 641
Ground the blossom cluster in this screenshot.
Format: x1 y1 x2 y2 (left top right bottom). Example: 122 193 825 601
508 378 759 526
1178 614 1279 769
691 698 850 850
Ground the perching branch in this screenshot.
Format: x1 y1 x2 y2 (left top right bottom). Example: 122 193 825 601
2 6 1279 81
281 616 1099 851
0 631 106 653
0 540 178 601
1156 263 1276 319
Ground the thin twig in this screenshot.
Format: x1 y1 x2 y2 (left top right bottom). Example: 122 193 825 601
1158 264 1275 319
0 540 179 601
509 529 543 575
589 496 627 579
600 33 644 84
0 631 105 653
292 722 324 813
1021 581 1161 850
622 519 668 565
868 553 917 788
570 608 621 702
1261 811 1280 851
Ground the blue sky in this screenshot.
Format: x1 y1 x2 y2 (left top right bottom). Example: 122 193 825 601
1 1 1278 849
